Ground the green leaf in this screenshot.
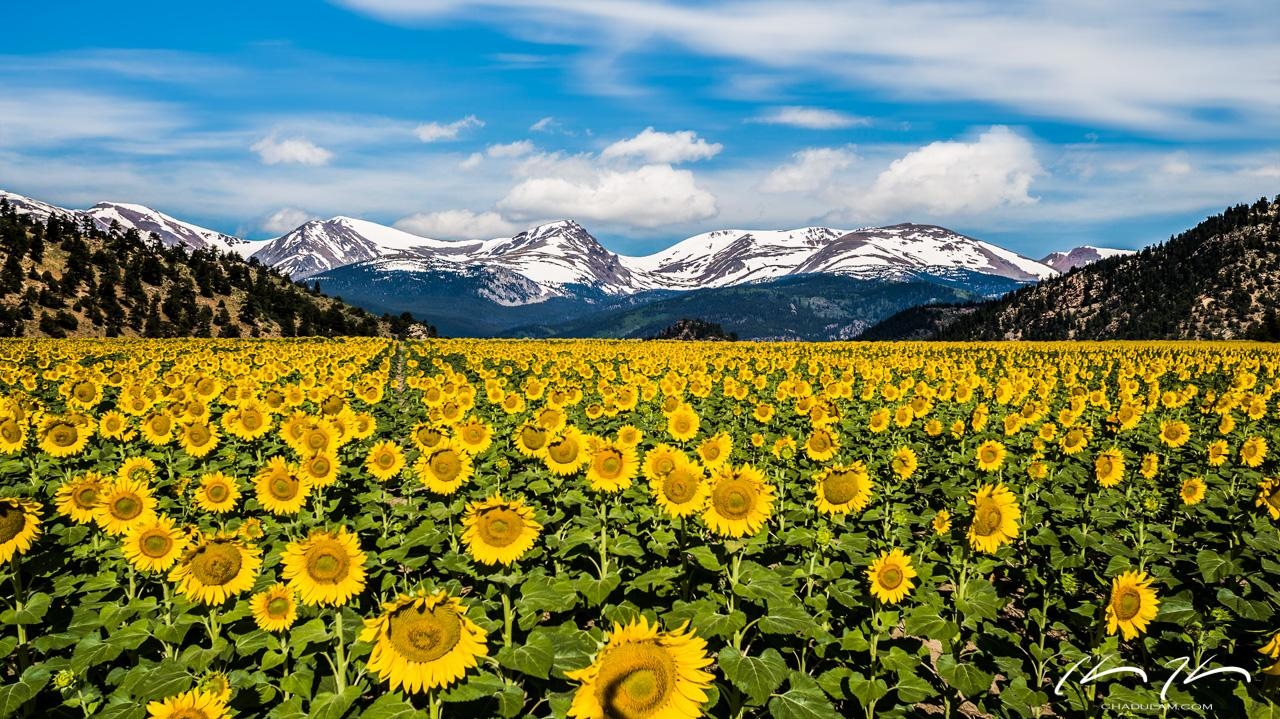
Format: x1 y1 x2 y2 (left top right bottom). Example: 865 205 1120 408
718 646 788 705
936 654 992 697
117 659 191 701
759 600 812 635
955 579 1002 625
904 604 958 643
0 665 51 718
288 618 330 653
1197 550 1236 583
496 629 555 679
1217 588 1273 621
767 673 841 719
308 686 362 719
577 574 621 607
686 546 722 571
440 671 505 703
893 671 935 704
847 672 890 707
0 592 51 625
360 694 428 719
816 667 854 700
1158 594 1198 625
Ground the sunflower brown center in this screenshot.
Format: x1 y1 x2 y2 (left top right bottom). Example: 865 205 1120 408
702 444 721 460
520 427 547 451
1113 588 1142 621
431 451 461 481
597 643 673 719
305 430 329 452
149 416 172 435
207 483 229 502
270 475 300 500
187 424 212 446
661 470 699 504
980 447 999 463
879 566 903 590
375 451 395 468
74 485 99 508
417 428 443 448
595 450 624 478
73 382 97 403
810 433 831 451
548 439 578 464
653 456 676 475
823 470 862 505
267 597 291 618
0 420 21 443
477 509 523 547
304 541 349 583
389 605 462 663
190 542 244 586
308 455 332 476
673 417 692 433
141 531 173 558
711 479 756 520
242 410 264 431
973 503 1003 537
111 494 143 521
0 503 25 543
49 423 78 447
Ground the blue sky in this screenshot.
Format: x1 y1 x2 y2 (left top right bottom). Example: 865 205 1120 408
2 0 1279 257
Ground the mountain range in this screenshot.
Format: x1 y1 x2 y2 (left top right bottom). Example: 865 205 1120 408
0 189 1131 339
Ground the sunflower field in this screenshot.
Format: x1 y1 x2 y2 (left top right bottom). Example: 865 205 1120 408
2 338 1280 719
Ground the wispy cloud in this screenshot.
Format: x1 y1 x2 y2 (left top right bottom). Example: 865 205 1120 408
751 107 870 130
414 115 484 142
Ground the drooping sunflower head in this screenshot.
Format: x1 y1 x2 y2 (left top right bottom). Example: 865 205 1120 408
649 457 709 519
586 440 639 493
1256 478 1280 520
566 617 714 719
414 441 475 495
804 427 840 462
93 478 156 536
813 462 873 516
118 456 159 485
55 472 104 524
702 463 774 538
967 483 1021 554
359 590 489 694
1105 570 1160 640
169 534 262 606
195 472 240 514
282 527 367 606
251 582 299 633
121 515 189 573
461 495 543 566
0 414 27 454
0 498 42 564
866 548 918 605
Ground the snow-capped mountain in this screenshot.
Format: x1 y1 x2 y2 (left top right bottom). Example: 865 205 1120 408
1 190 251 256
1039 246 1136 273
248 216 475 279
86 202 251 255
626 227 849 289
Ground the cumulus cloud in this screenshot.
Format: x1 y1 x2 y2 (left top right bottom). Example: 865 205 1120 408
601 128 722 164
856 126 1042 218
459 152 484 170
760 147 857 193
752 106 869 130
487 140 535 158
498 163 718 227
261 207 319 235
414 115 484 142
395 209 518 239
250 135 333 166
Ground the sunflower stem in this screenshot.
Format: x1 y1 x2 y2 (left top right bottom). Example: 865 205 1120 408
11 557 29 675
502 590 514 648
428 689 443 719
597 498 609 580
332 609 348 693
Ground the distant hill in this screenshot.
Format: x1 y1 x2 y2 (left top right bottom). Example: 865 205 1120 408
0 197 418 339
860 196 1280 341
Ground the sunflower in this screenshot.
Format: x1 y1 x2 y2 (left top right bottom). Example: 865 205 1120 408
566 617 714 719
121 515 189 573
771 436 797 460
1060 426 1089 455
703 463 774 538
414 441 474 495
616 425 644 448
146 689 229 719
456 418 493 455
1027 460 1049 480
1260 631 1280 660
696 433 733 469
868 408 891 433
544 427 590 476
642 445 686 482
967 483 1020 554
360 590 489 694
0 498 42 564
1105 570 1160 640
194 472 240 514
666 404 700 443
1206 440 1228 467
298 450 340 488
866 549 917 605
1159 420 1190 448
1180 477 1207 506
55 472 105 524
38 414 91 457
813 462 873 515
649 457 709 518
198 671 232 705
974 440 1006 472
890 446 918 480
365 440 406 481
1094 448 1125 488
1242 436 1268 468
932 509 951 534
804 428 840 462
98 410 131 441
118 456 159 484
1140 453 1159 479
178 420 220 458
461 495 543 565
251 582 299 633
169 534 262 605
513 423 550 459
94 478 157 536
282 527 368 606
586 439 639 492
139 412 176 446
254 457 311 515
1255 478 1280 520
0 415 26 454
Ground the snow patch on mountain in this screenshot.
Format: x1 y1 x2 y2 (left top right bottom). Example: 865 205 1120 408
1039 246 1135 272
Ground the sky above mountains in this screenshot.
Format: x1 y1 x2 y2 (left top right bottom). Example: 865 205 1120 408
2 0 1279 256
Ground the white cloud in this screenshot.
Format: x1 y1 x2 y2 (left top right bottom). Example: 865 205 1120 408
760 147 857 193
0 91 188 150
498 163 718 227
395 209 518 239
855 126 1042 218
1246 164 1280 178
601 128 722 164
1160 153 1192 176
752 106 869 130
261 207 318 235
459 152 484 170
530 116 557 132
487 140 535 158
250 135 333 166
414 115 484 142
